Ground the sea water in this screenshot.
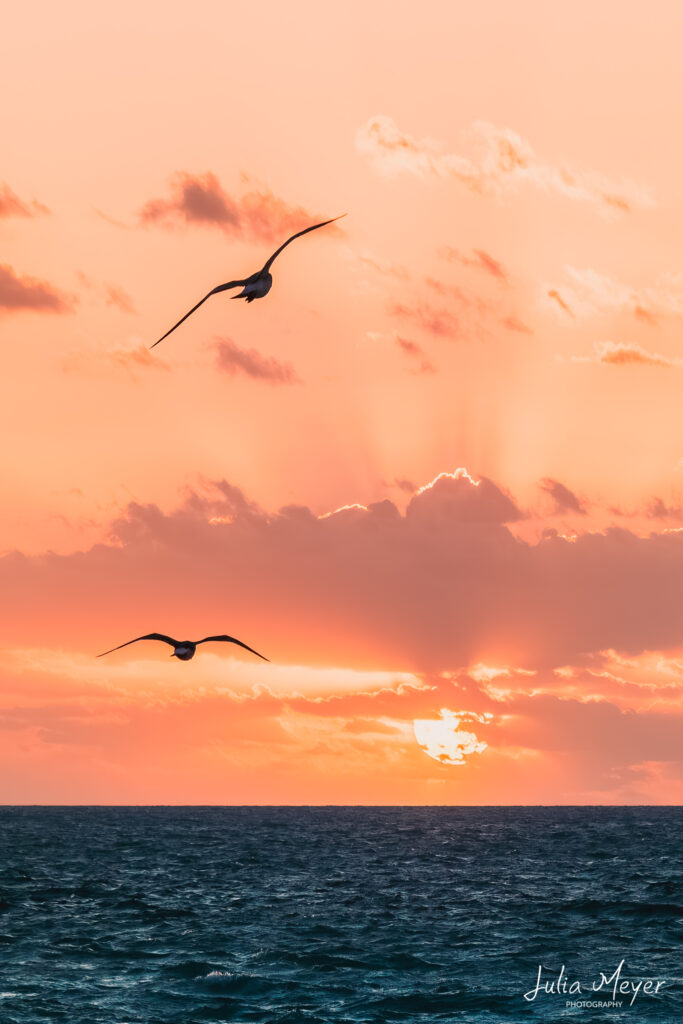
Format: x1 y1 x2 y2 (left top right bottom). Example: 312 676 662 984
0 806 680 1022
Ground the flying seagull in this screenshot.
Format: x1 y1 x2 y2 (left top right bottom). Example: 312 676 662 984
151 214 346 348
97 632 269 662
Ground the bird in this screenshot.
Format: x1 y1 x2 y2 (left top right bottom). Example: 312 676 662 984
97 632 269 662
151 214 346 348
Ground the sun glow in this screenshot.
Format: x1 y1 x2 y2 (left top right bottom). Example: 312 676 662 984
318 503 369 519
413 708 489 766
415 468 480 495
469 663 511 682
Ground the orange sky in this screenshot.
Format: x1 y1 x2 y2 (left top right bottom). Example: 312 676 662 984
1 1 683 803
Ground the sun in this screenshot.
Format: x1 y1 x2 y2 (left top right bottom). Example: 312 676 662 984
413 709 489 766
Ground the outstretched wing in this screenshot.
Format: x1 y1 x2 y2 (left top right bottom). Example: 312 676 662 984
197 635 269 662
97 633 178 657
150 280 247 349
261 214 346 273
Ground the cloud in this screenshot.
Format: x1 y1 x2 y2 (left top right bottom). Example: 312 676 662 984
1 645 680 803
411 469 522 524
139 172 339 243
0 182 49 219
62 344 169 376
424 277 470 303
77 272 136 314
441 247 508 282
395 335 435 373
391 301 460 338
357 116 654 213
357 252 409 279
366 249 522 345
395 336 421 358
634 305 657 326
105 344 164 371
571 341 677 368
646 498 683 521
140 171 239 229
0 264 73 313
393 478 417 494
540 478 587 516
377 476 416 494
213 338 300 384
104 285 136 314
547 288 575 317
502 315 533 335
93 208 131 230
423 264 530 339
7 470 683 679
545 266 683 322
547 268 633 319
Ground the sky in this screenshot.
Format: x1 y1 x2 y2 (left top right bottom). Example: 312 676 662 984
1 0 683 803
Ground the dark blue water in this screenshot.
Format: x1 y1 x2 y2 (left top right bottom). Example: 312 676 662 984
0 807 680 1022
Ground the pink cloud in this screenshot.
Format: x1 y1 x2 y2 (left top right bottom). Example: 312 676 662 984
10 469 683 675
473 249 508 281
393 478 417 494
395 336 421 357
634 304 657 326
104 285 136 314
0 182 49 219
357 116 654 213
502 315 532 335
572 341 676 368
646 498 682 521
391 301 460 338
62 345 169 376
213 338 300 384
77 272 136 314
395 335 434 373
441 247 508 282
358 252 409 279
547 266 683 321
0 264 73 313
547 288 574 317
1 651 680 803
424 277 470 303
139 172 338 243
540 478 587 516
139 171 239 229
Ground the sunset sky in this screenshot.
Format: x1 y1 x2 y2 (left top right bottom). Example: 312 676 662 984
2 0 683 803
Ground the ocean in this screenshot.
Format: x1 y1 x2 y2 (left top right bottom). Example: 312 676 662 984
0 806 680 1022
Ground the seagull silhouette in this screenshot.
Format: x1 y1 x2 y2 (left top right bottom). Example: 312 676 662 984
151 214 346 348
97 632 269 662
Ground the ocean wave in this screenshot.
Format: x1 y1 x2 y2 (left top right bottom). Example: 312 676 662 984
0 806 680 1023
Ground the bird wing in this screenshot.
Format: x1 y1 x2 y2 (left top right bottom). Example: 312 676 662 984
261 214 346 273
150 280 247 348
97 633 178 657
196 635 270 662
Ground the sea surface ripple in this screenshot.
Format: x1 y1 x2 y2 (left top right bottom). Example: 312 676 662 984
0 806 680 1022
